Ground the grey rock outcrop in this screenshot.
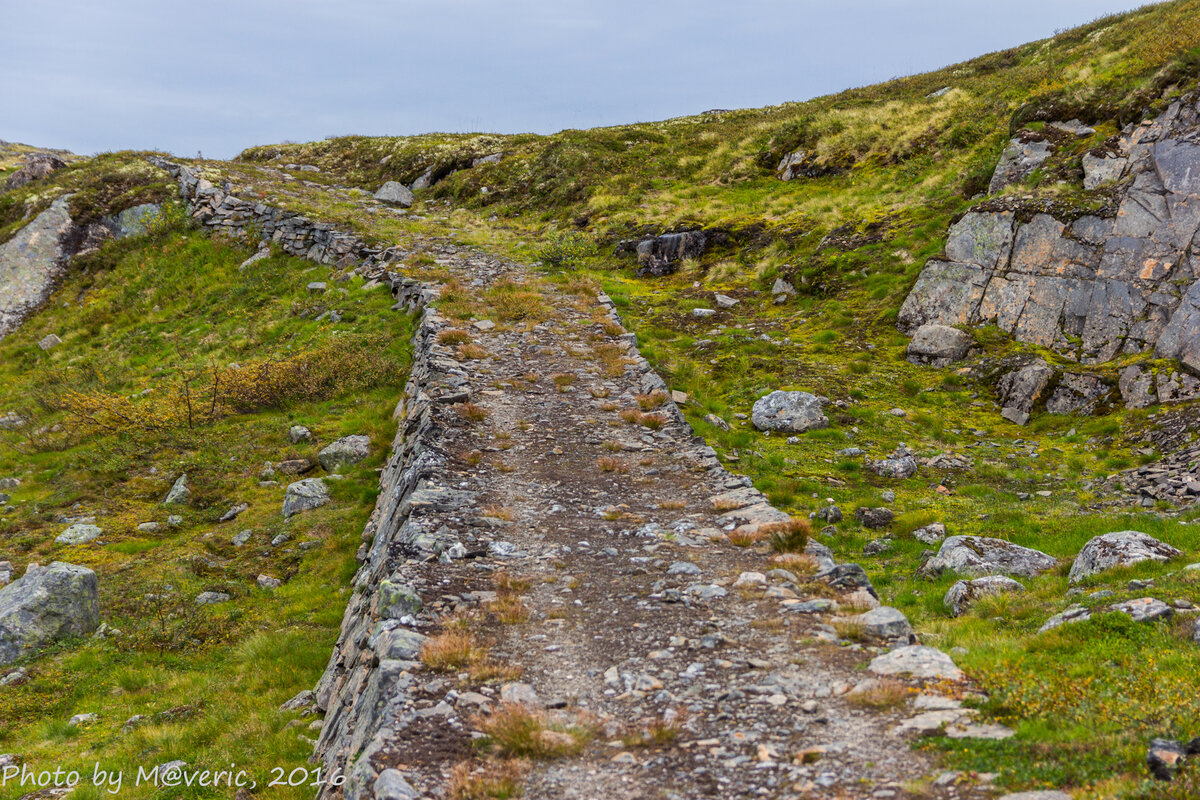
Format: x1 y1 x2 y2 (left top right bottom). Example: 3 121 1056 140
868 455 918 479
373 182 414 208
899 93 1200 379
111 203 161 237
617 231 707 277
55 523 102 545
906 324 973 366
855 606 913 643
0 198 75 338
1068 530 1181 583
5 153 67 190
943 576 1025 617
751 390 828 433
318 435 371 471
162 474 189 506
1082 151 1127 189
995 359 1053 422
854 507 894 529
868 645 963 680
283 478 330 517
1119 365 1158 408
989 135 1053 193
0 562 99 665
920 535 1057 578
1045 372 1111 414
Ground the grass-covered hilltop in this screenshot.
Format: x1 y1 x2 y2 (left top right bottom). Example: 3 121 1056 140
3 1 1200 799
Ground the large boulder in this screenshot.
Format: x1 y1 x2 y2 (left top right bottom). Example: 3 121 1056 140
162 474 190 506
868 456 917 479
0 198 75 338
854 507 894 529
5 153 67 190
855 606 913 643
868 645 963 680
617 231 707 278
920 536 1057 578
996 360 1054 424
0 562 99 665
989 136 1053 194
373 182 414 207
318 435 371 471
1068 531 1181 584
906 324 973 367
283 478 330 517
55 523 102 545
1045 373 1111 415
943 576 1026 617
751 391 828 433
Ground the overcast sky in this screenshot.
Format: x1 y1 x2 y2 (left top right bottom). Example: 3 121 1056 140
2 0 1150 159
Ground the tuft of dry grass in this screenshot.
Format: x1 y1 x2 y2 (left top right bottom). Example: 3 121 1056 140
620 710 688 748
551 373 577 391
458 343 489 360
482 505 516 521
727 528 763 547
486 595 531 624
600 319 625 338
711 497 744 512
618 408 667 429
659 499 686 510
771 553 820 574
832 618 865 642
761 518 811 554
635 391 669 411
494 571 532 594
422 629 485 672
448 759 525 800
474 704 592 759
462 449 485 466
596 456 628 473
455 402 491 423
594 343 634 378
846 679 912 710
438 329 473 346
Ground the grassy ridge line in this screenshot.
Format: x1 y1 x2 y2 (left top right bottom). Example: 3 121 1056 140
236 0 1200 241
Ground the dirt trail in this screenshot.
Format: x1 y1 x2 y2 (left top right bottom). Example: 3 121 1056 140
343 237 996 800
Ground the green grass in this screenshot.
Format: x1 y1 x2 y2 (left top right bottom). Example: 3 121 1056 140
0 219 413 799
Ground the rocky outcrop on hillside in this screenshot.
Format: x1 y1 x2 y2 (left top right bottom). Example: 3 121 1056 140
615 230 707 277
0 198 76 338
0 562 99 665
898 91 1200 416
4 152 67 190
0 177 167 339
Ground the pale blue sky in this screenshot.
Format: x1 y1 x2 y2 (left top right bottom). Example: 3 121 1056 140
1 0 1151 158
